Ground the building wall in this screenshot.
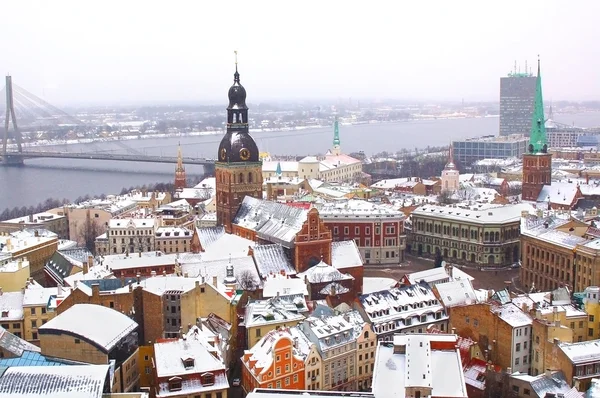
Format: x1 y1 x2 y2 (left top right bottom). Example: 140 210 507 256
522 153 552 202
155 234 193 254
65 207 115 245
11 238 58 282
450 303 519 371
215 162 263 233
138 344 155 388
531 320 573 377
40 332 109 364
294 209 332 273
411 214 520 267
247 320 302 351
181 282 233 335
141 289 164 344
120 347 140 392
322 339 357 391
324 218 405 265
318 162 363 183
23 302 56 345
0 215 69 240
0 318 23 340
105 224 155 255
499 75 536 136
355 324 376 391
304 345 322 391
453 137 529 166
0 261 30 292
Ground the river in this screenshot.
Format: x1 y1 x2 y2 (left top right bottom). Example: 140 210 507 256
1 112 600 210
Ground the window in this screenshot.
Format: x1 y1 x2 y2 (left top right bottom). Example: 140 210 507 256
256 329 261 338
217 393 223 398
30 308 36 315
32 332 38 340
31 320 37 328
590 328 594 337
524 388 531 396
516 343 521 352
512 385 519 393
276 380 281 388
74 339 81 344
201 373 214 386
515 357 520 365
145 366 151 374
41 307 46 314
285 377 290 386
591 315 596 322
293 374 298 383
169 378 182 391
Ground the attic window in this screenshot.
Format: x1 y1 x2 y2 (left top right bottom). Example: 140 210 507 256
169 377 182 391
1 311 7 318
182 358 194 369
201 373 215 386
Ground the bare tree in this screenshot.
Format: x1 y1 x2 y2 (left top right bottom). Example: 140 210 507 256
80 215 102 254
455 188 476 201
437 190 455 205
237 270 259 291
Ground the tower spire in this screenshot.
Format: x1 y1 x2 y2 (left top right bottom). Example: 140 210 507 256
234 50 239 83
528 55 547 154
331 115 341 155
174 142 186 191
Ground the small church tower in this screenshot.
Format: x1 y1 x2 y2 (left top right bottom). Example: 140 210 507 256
215 52 263 232
441 144 460 192
174 143 186 191
522 57 551 202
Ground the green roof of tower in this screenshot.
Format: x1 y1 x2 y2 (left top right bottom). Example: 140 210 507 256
333 116 340 147
529 58 547 154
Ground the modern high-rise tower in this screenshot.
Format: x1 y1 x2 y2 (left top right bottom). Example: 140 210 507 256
215 54 263 232
499 64 536 136
522 59 551 202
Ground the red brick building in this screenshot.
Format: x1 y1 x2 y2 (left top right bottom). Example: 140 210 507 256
316 199 406 264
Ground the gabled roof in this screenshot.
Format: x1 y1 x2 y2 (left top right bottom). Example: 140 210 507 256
0 326 40 357
435 279 479 308
44 250 86 285
233 197 308 248
297 261 354 284
331 241 363 269
243 328 304 376
251 244 296 279
0 364 110 397
39 304 138 353
537 182 581 207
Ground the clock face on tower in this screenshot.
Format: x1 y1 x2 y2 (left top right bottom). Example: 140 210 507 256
239 148 251 161
220 148 227 161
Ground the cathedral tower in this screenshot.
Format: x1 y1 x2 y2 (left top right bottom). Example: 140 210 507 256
522 58 551 202
331 115 341 156
174 143 186 191
441 144 459 192
215 53 263 232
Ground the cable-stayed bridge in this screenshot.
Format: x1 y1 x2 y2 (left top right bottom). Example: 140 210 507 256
1 76 215 170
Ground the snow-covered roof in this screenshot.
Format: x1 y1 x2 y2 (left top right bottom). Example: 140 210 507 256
244 297 305 328
405 266 473 286
22 286 57 307
180 256 261 290
39 304 138 352
491 302 532 328
262 161 299 173
233 197 308 248
536 182 581 206
300 314 357 354
0 291 24 321
412 202 534 224
153 331 227 379
358 283 447 334
558 340 600 364
108 218 155 229
296 261 354 284
372 334 468 398
319 282 350 296
363 277 397 294
262 274 308 298
252 244 296 279
315 199 405 219
0 364 110 398
63 264 114 287
99 252 178 271
435 279 479 308
0 325 41 356
193 177 216 191
331 240 363 269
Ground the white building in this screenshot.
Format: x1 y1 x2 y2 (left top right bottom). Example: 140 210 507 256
372 334 468 398
356 283 449 341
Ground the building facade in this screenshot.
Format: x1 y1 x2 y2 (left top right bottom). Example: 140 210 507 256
317 200 405 265
410 203 526 267
241 328 305 392
499 70 536 136
215 62 263 232
452 135 529 167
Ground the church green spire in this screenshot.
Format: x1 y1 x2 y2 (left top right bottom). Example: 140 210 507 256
276 161 282 176
333 116 340 147
529 57 547 154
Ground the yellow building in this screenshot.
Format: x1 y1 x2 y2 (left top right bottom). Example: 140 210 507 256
22 286 60 345
0 231 58 282
0 258 30 292
354 320 377 391
531 318 574 377
0 290 24 339
138 344 155 389
39 303 140 393
288 326 323 391
244 298 305 349
584 286 600 340
0 212 69 240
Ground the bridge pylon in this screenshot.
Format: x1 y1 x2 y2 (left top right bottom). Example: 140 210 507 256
2 75 23 165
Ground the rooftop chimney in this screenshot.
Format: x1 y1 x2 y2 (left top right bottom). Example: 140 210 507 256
83 261 89 275
545 369 552 378
139 251 142 258
212 275 217 287
91 283 100 297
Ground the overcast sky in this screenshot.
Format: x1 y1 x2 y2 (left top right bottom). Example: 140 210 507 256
2 1 599 106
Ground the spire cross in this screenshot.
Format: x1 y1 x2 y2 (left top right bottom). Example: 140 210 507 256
234 50 238 71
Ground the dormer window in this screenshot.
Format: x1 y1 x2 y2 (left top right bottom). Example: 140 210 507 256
1 311 8 318
169 377 182 392
181 357 194 369
201 373 215 386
